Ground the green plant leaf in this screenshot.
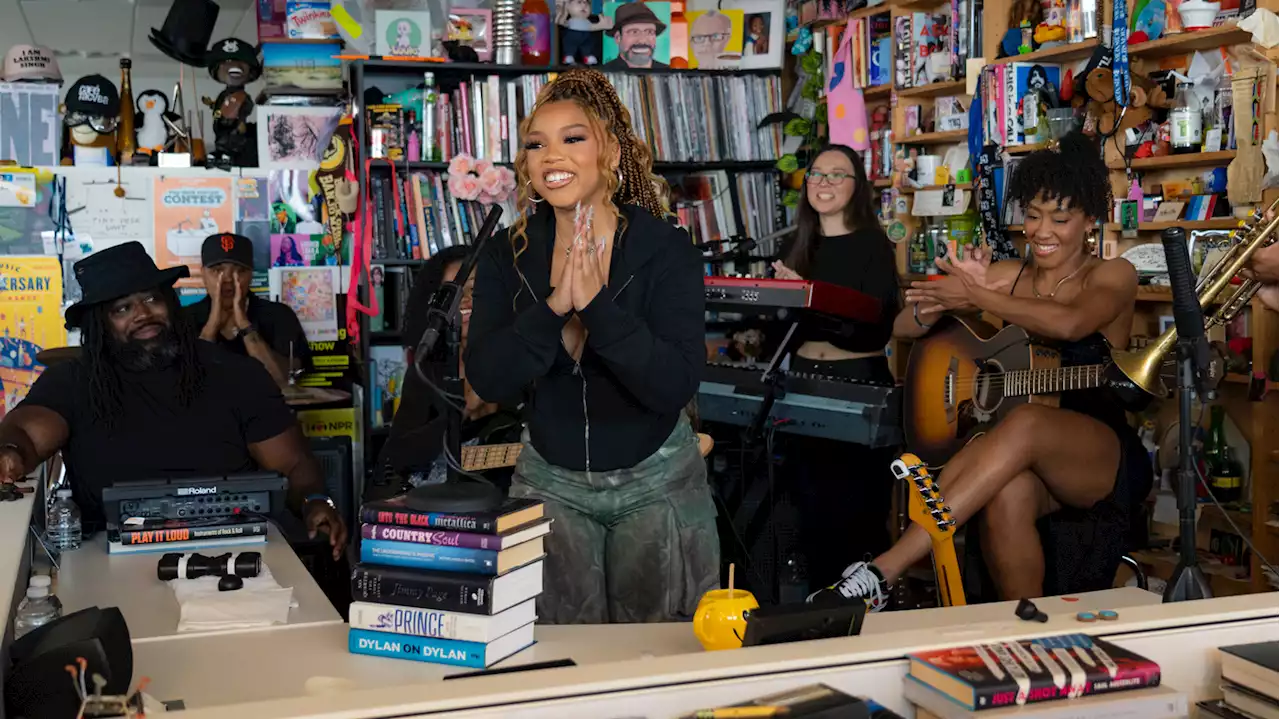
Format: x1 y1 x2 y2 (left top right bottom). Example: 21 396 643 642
783 189 800 207
799 52 822 74
776 155 799 173
784 118 812 137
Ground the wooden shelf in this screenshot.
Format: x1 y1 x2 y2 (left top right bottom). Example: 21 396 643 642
1129 25 1253 58
1105 219 1242 231
874 178 893 188
900 129 967 145
991 40 1098 66
896 79 966 99
1108 150 1238 171
1225 372 1251 384
900 182 973 193
850 2 892 19
1005 143 1048 155
865 84 892 99
1136 286 1173 302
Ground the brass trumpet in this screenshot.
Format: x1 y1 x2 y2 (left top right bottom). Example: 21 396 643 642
1111 200 1279 397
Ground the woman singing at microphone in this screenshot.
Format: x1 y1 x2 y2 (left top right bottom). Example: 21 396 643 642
465 68 718 624
770 144 902 590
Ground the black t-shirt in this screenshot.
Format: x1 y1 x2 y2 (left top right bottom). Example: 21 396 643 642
780 229 902 352
19 344 298 528
184 295 312 367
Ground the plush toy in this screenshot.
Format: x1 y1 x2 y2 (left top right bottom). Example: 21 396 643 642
201 37 261 168
1075 67 1169 137
135 90 170 153
61 75 120 166
556 0 613 65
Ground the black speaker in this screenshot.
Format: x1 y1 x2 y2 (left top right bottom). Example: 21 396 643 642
6 607 132 719
308 435 354 530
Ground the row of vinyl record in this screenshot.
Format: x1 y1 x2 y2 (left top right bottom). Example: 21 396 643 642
348 495 550 668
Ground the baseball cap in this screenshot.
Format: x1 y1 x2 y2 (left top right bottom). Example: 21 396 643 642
2 45 61 83
64 74 120 117
201 233 255 270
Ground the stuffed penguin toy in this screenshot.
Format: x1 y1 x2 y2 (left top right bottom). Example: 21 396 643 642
136 90 170 152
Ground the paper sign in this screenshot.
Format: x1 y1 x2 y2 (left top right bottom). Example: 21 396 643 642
0 255 64 415
0 172 36 207
153 175 234 286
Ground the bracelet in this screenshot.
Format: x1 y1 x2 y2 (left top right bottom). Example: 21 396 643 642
305 494 335 509
913 304 934 329
233 324 258 340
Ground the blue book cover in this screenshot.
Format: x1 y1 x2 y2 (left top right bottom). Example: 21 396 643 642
361 538 498 574
349 628 491 668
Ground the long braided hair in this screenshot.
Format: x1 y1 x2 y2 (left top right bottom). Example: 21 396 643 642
509 68 670 261
80 285 205 428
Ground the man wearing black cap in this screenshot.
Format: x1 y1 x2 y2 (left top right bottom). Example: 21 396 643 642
185 233 310 388
602 3 669 70
0 242 347 558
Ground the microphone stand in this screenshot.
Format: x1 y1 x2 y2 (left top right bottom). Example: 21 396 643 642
1160 227 1212 603
404 205 505 514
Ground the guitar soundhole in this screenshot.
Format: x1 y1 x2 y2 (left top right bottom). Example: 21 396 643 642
971 361 1008 413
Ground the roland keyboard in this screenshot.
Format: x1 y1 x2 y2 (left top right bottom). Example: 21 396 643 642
698 363 902 447
704 277 882 323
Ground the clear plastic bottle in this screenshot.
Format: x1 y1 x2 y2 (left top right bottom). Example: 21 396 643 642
14 586 60 639
1170 82 1202 155
46 489 82 551
27 575 62 612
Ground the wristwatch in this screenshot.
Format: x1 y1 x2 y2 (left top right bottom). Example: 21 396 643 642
233 324 258 340
304 494 336 510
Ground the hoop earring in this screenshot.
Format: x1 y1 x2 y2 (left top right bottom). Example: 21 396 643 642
615 168 623 187
525 180 543 204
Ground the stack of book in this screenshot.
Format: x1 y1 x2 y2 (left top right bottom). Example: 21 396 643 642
1198 641 1278 719
904 633 1188 719
348 495 549 669
107 514 268 555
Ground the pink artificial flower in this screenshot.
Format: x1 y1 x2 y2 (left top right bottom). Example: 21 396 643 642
497 166 517 192
478 167 506 199
474 158 494 176
448 154 474 178
448 173 482 201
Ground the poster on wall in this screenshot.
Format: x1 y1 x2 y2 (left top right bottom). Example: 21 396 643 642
153 175 234 286
0 83 60 167
64 170 154 255
269 265 340 342
0 256 64 416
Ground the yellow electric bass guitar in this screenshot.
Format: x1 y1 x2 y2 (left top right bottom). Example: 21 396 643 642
460 434 715 471
892 453 965 607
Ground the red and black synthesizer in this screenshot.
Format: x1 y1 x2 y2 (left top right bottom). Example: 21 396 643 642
703 276 882 323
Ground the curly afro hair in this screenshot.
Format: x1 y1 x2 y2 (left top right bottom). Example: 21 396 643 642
1008 131 1111 220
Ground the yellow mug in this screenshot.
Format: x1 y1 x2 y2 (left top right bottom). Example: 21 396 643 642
693 588 759 651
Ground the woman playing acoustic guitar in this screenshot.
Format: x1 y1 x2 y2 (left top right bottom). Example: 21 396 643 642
811 132 1150 609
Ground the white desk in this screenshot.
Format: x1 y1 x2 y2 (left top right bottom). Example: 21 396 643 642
57 530 342 641
133 588 1279 719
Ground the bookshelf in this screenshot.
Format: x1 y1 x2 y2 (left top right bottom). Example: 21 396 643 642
349 58 786 478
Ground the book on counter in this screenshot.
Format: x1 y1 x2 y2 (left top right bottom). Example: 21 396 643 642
680 684 904 718
107 534 266 555
359 496 544 534
349 623 536 668
907 680 1187 719
1196 641 1278 719
349 598 537 643
351 556 544 614
360 517 552 550
907 634 1160 712
113 514 269 545
360 536 545 575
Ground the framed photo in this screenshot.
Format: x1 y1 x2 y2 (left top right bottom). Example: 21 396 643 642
256 106 343 170
375 9 432 57
448 8 493 61
693 0 783 69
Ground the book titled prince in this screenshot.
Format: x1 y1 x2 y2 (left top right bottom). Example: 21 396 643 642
348 599 536 643
908 633 1161 711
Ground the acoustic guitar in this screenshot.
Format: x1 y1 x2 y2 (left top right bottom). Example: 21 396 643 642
892 453 965 607
903 316 1148 468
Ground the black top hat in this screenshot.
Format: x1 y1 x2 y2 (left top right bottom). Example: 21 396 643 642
608 3 668 37
64 242 189 330
150 0 220 67
205 38 263 84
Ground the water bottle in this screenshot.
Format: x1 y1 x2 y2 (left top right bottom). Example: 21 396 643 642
14 586 60 639
27 575 61 612
46 489 82 551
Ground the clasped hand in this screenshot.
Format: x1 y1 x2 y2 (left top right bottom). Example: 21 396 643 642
548 238 606 316
202 272 252 339
905 243 1005 313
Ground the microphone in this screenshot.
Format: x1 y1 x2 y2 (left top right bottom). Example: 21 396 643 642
1160 227 1209 378
413 205 504 367
705 239 759 263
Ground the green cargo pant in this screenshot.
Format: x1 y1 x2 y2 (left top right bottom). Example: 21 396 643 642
509 417 721 624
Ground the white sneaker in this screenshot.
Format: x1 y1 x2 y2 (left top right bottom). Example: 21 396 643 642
806 561 890 612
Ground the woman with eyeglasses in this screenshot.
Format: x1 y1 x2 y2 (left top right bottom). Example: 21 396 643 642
771 144 902 591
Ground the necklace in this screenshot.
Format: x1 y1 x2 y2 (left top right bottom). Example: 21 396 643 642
1032 259 1089 298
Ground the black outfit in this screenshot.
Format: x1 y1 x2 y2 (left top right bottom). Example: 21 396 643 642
465 203 706 472
184 295 312 368
778 228 903 587
601 57 670 71
964 266 1152 598
19 344 297 529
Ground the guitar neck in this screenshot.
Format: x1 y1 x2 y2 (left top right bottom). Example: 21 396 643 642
1003 363 1107 397
931 536 966 607
460 443 523 472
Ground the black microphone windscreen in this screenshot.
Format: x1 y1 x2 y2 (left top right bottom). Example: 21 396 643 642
1160 227 1204 343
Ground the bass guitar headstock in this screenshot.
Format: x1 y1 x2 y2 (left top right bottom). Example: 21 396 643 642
892 453 956 540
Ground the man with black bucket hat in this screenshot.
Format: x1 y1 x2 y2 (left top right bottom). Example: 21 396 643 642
185 232 309 388
0 242 348 559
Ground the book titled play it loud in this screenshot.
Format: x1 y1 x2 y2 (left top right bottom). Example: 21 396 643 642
907 634 1161 712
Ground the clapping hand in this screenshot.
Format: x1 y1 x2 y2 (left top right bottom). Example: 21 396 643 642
571 234 606 311
772 260 801 280
232 273 251 330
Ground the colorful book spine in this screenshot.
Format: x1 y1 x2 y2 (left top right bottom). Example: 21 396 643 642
348 628 492 668
119 521 267 546
360 523 508 550
359 508 497 533
361 538 499 574
351 564 497 613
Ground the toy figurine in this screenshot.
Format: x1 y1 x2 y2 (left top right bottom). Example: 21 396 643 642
61 75 120 166
135 90 170 153
556 0 612 65
201 37 261 168
1033 0 1068 46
